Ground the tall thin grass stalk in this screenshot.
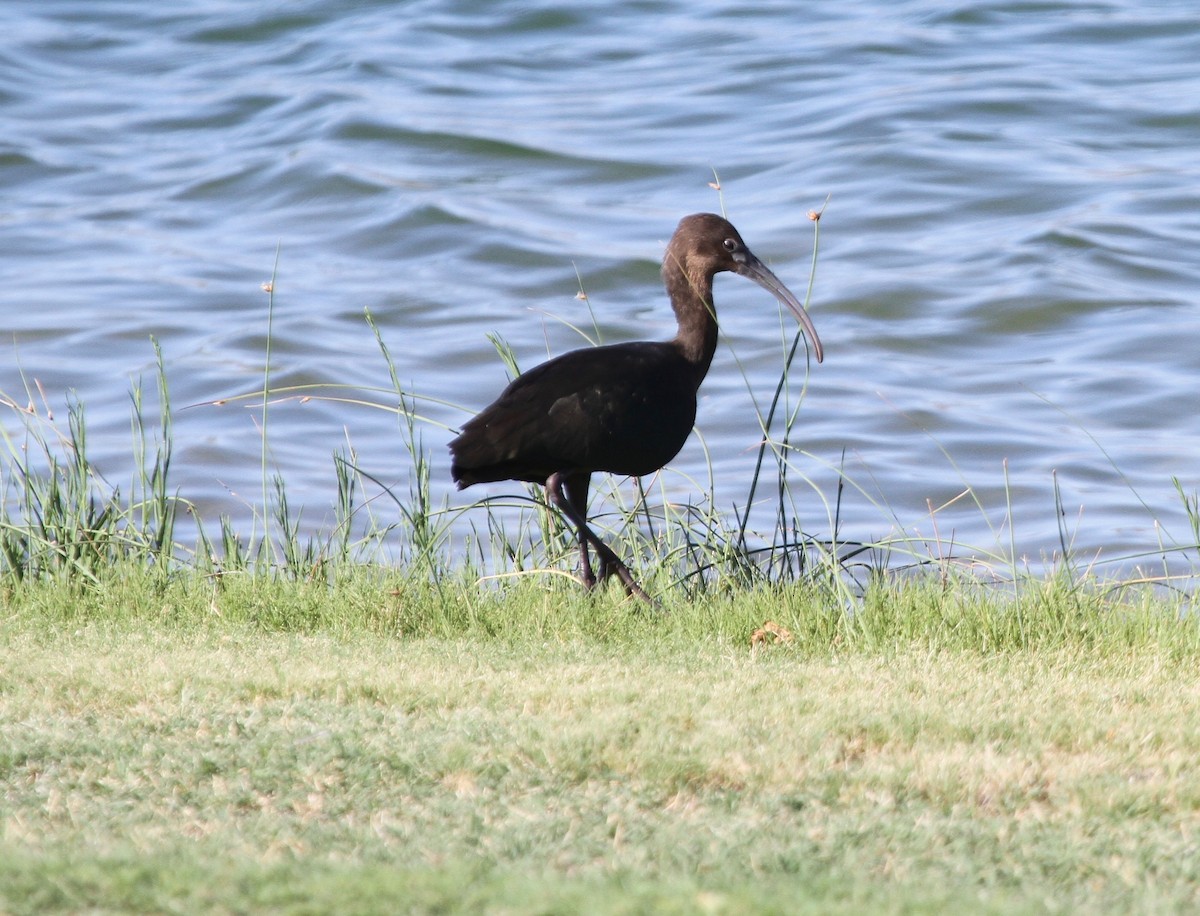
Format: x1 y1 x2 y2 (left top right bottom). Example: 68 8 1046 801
717 202 828 590
129 339 177 570
260 246 281 565
1173 476 1200 563
735 201 826 557
364 308 452 584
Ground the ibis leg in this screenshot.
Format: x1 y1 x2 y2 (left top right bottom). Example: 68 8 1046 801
546 472 652 603
560 473 611 587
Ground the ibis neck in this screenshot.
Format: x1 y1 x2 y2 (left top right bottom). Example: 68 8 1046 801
663 261 719 388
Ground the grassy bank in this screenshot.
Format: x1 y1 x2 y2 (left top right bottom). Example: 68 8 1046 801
4 578 1200 914
5 224 1200 911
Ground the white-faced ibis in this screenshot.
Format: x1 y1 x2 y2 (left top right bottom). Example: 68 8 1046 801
449 213 823 602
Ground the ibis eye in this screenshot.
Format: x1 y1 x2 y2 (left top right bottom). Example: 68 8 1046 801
722 238 738 252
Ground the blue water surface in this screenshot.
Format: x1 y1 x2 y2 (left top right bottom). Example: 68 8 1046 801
3 0 1199 574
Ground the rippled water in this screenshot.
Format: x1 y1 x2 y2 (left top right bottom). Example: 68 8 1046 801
4 0 1199 572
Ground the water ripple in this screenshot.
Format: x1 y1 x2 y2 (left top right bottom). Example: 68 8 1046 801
2 0 1199 568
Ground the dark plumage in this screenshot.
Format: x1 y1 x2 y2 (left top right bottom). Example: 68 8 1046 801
450 213 823 602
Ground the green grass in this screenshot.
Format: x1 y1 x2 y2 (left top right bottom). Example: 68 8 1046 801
4 585 1200 914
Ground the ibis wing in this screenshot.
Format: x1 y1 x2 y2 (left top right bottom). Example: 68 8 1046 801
449 342 697 486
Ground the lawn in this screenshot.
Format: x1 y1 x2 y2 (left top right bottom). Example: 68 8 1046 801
4 576 1200 914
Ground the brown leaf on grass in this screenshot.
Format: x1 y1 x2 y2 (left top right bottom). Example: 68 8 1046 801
750 621 794 651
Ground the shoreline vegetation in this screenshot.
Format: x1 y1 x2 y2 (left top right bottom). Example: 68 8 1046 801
3 220 1196 601
4 230 1200 911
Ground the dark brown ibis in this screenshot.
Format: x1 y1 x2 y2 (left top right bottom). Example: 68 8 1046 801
449 213 823 602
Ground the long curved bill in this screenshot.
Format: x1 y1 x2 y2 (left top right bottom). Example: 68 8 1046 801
735 253 824 363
